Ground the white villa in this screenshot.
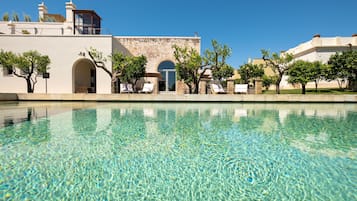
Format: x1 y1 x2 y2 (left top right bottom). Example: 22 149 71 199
1 2 356 94
0 1 200 94
282 34 357 89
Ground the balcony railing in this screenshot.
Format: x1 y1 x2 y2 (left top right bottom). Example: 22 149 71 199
0 22 110 35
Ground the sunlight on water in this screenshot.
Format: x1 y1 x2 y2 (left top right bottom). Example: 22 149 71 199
0 102 356 200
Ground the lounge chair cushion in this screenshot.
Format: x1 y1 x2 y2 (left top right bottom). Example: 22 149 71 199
234 84 248 94
140 83 153 93
211 84 225 94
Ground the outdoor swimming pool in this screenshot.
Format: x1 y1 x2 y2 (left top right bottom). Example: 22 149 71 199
0 102 356 200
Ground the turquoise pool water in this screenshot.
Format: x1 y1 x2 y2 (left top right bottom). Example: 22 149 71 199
0 102 356 200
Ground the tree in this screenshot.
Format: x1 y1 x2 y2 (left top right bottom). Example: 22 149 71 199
111 51 147 92
310 61 328 92
261 49 294 94
88 48 147 93
327 50 357 91
0 50 50 93
262 75 276 91
238 63 264 84
173 45 203 94
287 60 314 94
2 12 9 21
204 40 234 81
173 40 234 94
88 47 118 93
117 54 147 91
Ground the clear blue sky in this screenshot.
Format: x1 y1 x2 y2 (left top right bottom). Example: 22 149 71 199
1 0 356 68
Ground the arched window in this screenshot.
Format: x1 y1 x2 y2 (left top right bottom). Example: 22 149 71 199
158 61 176 92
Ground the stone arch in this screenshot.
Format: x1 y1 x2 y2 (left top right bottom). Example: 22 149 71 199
157 60 176 92
72 58 96 93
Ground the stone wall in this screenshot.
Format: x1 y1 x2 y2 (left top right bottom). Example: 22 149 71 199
113 36 200 73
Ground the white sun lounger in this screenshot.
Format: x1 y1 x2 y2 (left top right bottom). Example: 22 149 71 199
120 83 134 93
211 83 226 94
139 83 154 93
234 84 248 94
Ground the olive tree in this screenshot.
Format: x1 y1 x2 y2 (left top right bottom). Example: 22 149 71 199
173 45 203 94
203 40 234 81
238 63 264 84
88 48 147 93
261 49 294 94
0 50 50 93
173 40 234 94
327 50 357 91
310 61 328 92
114 53 147 91
287 60 314 94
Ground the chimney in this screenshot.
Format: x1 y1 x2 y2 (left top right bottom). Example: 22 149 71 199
313 34 321 38
352 34 357 46
65 1 76 23
312 34 322 47
38 2 48 22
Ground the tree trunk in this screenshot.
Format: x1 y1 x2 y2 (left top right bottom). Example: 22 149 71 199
350 80 357 92
314 80 318 92
193 80 199 94
26 78 33 93
111 81 115 93
337 79 342 90
275 76 282 94
187 83 192 94
302 84 306 94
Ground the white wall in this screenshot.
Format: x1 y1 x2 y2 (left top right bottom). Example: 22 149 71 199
0 35 113 94
281 36 357 89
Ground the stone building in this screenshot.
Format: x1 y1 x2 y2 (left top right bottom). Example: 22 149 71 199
0 1 200 94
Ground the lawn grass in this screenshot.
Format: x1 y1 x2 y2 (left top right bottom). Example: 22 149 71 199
262 88 357 94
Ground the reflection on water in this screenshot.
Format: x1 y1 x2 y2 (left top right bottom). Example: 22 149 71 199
0 102 356 200
1 102 356 156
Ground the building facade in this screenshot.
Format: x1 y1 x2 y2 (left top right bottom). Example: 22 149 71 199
284 34 357 89
252 34 357 90
0 1 200 94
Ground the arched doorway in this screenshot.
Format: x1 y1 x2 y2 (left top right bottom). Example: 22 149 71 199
158 61 176 92
73 59 96 93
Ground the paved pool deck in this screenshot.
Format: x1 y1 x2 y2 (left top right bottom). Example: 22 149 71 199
0 93 356 102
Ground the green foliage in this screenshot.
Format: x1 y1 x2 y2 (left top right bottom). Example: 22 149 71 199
88 47 107 62
204 40 234 81
310 61 328 92
111 51 147 90
234 79 243 84
2 12 9 21
0 49 50 93
173 44 203 93
173 40 234 94
287 60 314 94
122 55 147 86
238 63 264 84
88 47 148 93
212 64 234 81
0 49 16 69
24 14 31 22
22 30 30 34
261 49 294 94
263 88 357 94
262 75 276 90
12 12 19 22
327 50 357 91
